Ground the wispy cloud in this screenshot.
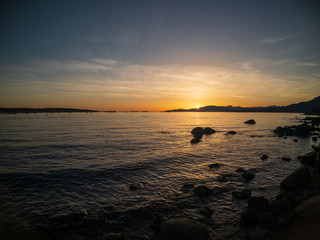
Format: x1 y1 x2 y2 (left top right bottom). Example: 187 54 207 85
260 36 291 44
1 57 319 109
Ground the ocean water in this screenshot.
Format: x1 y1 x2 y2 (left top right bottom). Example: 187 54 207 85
0 112 316 239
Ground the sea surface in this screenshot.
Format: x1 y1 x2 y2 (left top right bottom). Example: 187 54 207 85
0 112 316 239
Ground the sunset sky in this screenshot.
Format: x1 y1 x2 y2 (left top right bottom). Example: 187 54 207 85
0 0 319 111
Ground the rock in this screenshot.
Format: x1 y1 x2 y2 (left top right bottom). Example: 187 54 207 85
242 171 255 181
203 127 215 134
191 127 204 139
261 154 268 160
181 183 195 191
295 194 320 219
226 131 237 135
244 119 256 124
282 157 292 161
190 138 201 144
298 151 317 166
280 166 311 191
209 163 220 169
129 182 145 190
199 207 213 217
191 127 204 135
293 139 298 142
312 136 318 142
152 215 165 232
241 208 259 226
232 189 251 199
248 196 269 211
161 218 209 240
193 186 212 197
216 175 228 182
293 123 312 137
236 167 246 173
104 233 125 240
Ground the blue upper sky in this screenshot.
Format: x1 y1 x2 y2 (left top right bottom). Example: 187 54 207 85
0 0 319 110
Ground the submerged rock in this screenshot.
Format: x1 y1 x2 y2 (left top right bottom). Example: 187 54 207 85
261 154 268 160
209 163 220 169
232 189 252 199
194 186 212 197
312 136 318 142
244 119 256 124
203 127 216 134
280 166 310 191
216 175 228 182
242 171 255 181
190 138 201 144
236 167 246 173
199 207 214 217
282 157 292 161
226 131 237 135
129 182 146 190
181 183 195 191
161 218 209 240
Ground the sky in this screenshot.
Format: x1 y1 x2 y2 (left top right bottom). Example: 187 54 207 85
0 0 319 111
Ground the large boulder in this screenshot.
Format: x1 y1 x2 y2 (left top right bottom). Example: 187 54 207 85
244 119 256 124
161 219 209 240
280 166 310 191
298 151 317 167
248 196 269 211
203 127 215 134
191 127 204 139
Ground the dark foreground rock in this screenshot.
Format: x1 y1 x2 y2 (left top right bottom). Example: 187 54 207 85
161 219 209 240
244 119 256 124
280 166 311 191
298 151 317 167
104 233 125 240
191 127 204 139
248 196 269 211
274 123 312 137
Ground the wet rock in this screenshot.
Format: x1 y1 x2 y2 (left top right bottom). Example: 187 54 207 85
242 171 255 181
129 182 146 190
216 175 228 182
232 189 251 199
248 196 269 211
104 233 125 240
193 186 212 197
152 215 165 233
209 163 220 169
282 157 291 161
203 127 215 135
295 194 320 219
236 167 246 173
181 183 195 191
298 151 317 166
244 119 256 124
161 218 209 240
241 208 259 226
261 154 268 160
226 131 237 135
293 139 298 142
274 123 312 137
312 136 318 142
191 127 204 139
199 207 214 217
280 166 311 191
190 138 201 144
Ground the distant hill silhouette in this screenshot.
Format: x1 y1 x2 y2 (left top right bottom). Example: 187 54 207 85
0 108 98 114
166 96 320 113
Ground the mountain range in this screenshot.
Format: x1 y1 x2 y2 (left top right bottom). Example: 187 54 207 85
166 96 320 113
